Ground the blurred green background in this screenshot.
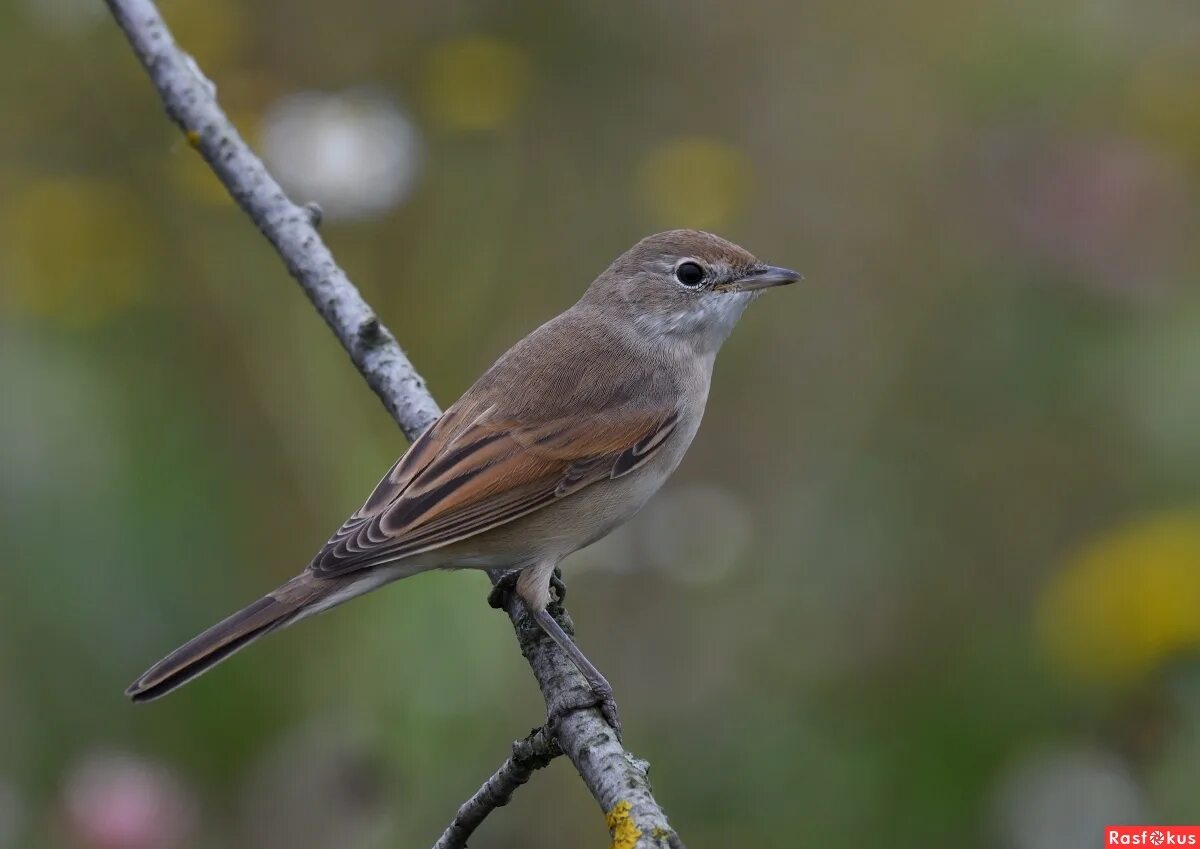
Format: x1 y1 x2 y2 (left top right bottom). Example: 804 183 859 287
2 0 1200 847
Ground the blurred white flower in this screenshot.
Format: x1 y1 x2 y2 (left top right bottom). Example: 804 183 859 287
61 752 195 849
640 483 753 585
261 89 421 220
990 745 1144 849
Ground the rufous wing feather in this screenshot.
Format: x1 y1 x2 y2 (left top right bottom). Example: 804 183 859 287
307 403 680 577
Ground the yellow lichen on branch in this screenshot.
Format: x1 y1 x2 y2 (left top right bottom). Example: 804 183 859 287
607 800 642 849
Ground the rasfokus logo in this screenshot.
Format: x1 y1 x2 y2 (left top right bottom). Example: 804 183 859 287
1107 826 1200 846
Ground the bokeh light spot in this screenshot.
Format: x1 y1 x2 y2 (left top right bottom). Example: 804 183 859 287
260 90 421 220
424 35 531 132
640 483 752 585
636 138 750 231
1126 59 1200 166
61 752 196 849
990 746 1143 849
1037 510 1200 683
0 776 22 848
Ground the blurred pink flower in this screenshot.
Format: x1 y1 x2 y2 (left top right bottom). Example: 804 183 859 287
967 129 1193 299
61 753 195 849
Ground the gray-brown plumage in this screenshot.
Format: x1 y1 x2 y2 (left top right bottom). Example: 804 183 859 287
127 230 800 726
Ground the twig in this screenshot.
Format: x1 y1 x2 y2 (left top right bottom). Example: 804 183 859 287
102 2 683 847
433 728 560 849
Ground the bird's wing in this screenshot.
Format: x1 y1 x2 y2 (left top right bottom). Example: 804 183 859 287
307 400 680 577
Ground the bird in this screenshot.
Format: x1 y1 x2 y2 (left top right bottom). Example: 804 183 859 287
126 229 800 731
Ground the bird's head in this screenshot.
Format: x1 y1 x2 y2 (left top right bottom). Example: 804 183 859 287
585 229 801 354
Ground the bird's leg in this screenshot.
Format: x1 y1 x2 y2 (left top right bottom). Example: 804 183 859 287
533 607 622 740
489 565 620 737
489 566 564 608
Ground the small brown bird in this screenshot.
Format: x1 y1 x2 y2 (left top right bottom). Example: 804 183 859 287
127 229 799 728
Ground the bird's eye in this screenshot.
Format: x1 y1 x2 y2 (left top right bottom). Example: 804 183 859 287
674 261 706 288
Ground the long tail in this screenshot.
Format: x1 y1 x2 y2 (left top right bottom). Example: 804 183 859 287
125 574 325 703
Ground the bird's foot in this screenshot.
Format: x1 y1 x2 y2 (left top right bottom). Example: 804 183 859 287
487 570 520 610
546 680 623 742
549 566 567 606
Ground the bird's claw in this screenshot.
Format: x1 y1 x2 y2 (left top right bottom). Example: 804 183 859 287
596 689 622 740
546 681 623 742
487 570 520 610
549 566 567 606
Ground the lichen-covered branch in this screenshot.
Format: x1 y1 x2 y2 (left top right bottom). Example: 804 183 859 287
102 1 682 847
495 597 683 848
433 728 560 849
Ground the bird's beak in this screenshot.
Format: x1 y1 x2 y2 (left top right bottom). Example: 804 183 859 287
717 265 804 293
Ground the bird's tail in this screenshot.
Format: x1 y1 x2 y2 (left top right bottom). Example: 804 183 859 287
125 574 325 703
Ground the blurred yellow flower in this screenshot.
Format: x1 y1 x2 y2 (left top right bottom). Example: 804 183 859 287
424 35 531 132
636 138 750 231
1037 510 1200 683
1125 60 1200 167
1 177 151 324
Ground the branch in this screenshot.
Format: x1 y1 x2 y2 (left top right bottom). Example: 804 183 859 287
103 2 683 847
433 728 560 849
105 0 438 442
